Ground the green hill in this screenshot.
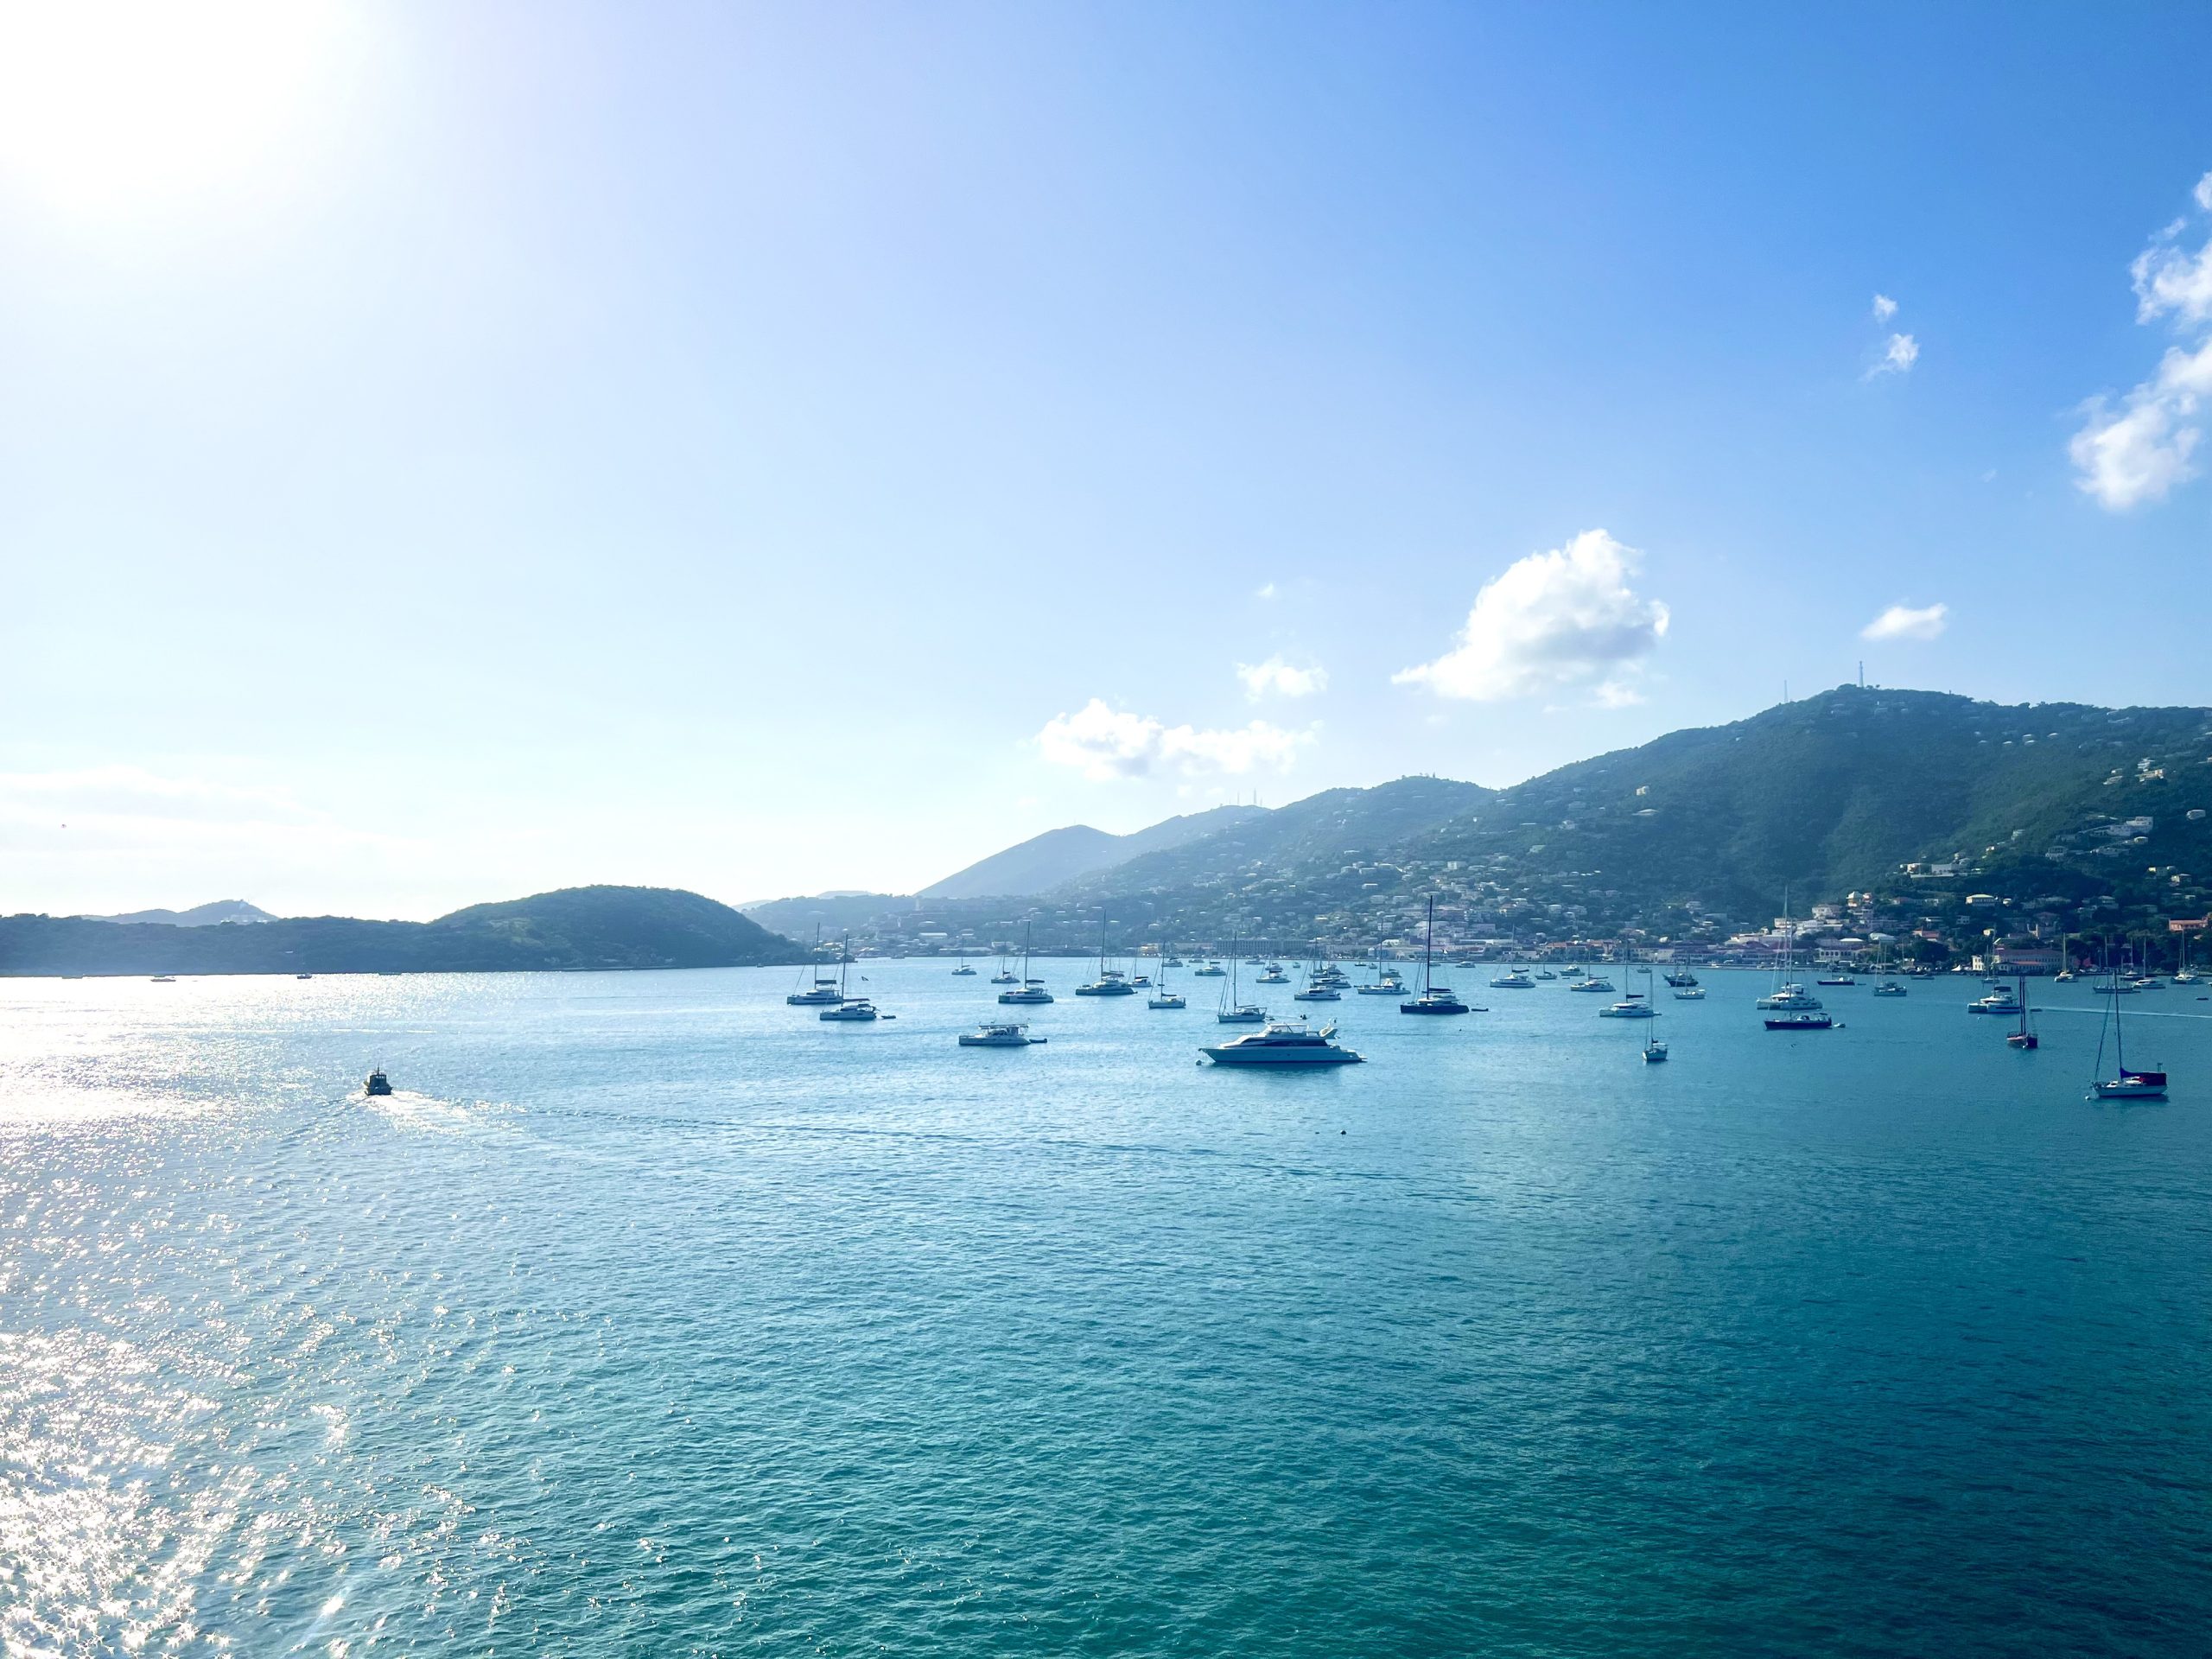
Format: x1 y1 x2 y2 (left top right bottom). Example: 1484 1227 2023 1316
0 886 801 977
1414 687 2211 918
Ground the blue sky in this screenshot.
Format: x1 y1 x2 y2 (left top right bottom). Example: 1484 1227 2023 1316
3 1 2210 917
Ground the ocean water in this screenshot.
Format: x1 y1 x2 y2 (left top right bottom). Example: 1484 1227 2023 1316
3 962 2209 1656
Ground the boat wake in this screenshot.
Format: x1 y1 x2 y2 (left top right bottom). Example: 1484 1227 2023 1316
364 1089 514 1135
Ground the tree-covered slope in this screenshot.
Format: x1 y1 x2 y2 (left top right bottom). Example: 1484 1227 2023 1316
1408 687 2211 920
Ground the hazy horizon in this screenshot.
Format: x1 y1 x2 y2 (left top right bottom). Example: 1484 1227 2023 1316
9 3 2212 918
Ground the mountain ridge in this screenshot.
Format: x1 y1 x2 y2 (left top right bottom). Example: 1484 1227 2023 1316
81 899 280 927
744 687 2212 960
918 804 1265 899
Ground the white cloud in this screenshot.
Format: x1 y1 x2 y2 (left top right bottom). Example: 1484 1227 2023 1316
2074 172 2212 510
1235 656 1327 699
1394 529 1669 704
1872 293 1897 321
1867 333 1918 377
1861 602 1948 642
2072 336 2212 509
1035 698 1312 781
1254 582 1277 601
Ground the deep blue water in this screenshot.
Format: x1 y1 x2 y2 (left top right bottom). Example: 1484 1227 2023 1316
3 963 2209 1656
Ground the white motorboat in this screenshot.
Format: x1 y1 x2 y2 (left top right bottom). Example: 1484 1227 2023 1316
1872 980 1907 997
1967 988 2023 1015
1568 976 1617 994
1489 969 1535 989
1673 986 1707 1001
1202 1020 1363 1066
1599 996 1657 1018
958 1022 1044 1047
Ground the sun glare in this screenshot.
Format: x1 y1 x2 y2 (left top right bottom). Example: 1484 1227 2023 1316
0 0 345 215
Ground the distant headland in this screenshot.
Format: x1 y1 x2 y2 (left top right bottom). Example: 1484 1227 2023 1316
0 886 801 978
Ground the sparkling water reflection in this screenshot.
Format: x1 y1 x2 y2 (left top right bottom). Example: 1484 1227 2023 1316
3 965 2209 1655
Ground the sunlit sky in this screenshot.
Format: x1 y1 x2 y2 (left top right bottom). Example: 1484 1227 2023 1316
5 1 2212 919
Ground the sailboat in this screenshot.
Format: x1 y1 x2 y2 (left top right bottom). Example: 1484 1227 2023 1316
2005 971 2038 1050
2174 936 2199 985
999 923 1053 1004
1756 890 1824 1014
990 946 1018 985
1639 969 1669 1061
787 925 848 1005
1148 950 1186 1010
951 951 976 976
1216 950 1267 1023
2090 948 2167 1097
1294 943 1343 1001
1401 896 1470 1014
819 936 887 1020
1075 916 1136 995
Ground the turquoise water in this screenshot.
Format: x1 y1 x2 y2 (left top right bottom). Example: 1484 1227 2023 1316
3 964 2209 1656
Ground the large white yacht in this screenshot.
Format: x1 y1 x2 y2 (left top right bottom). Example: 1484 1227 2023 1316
1568 975 1617 994
1967 987 2023 1015
1201 1020 1363 1066
1490 968 1535 989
